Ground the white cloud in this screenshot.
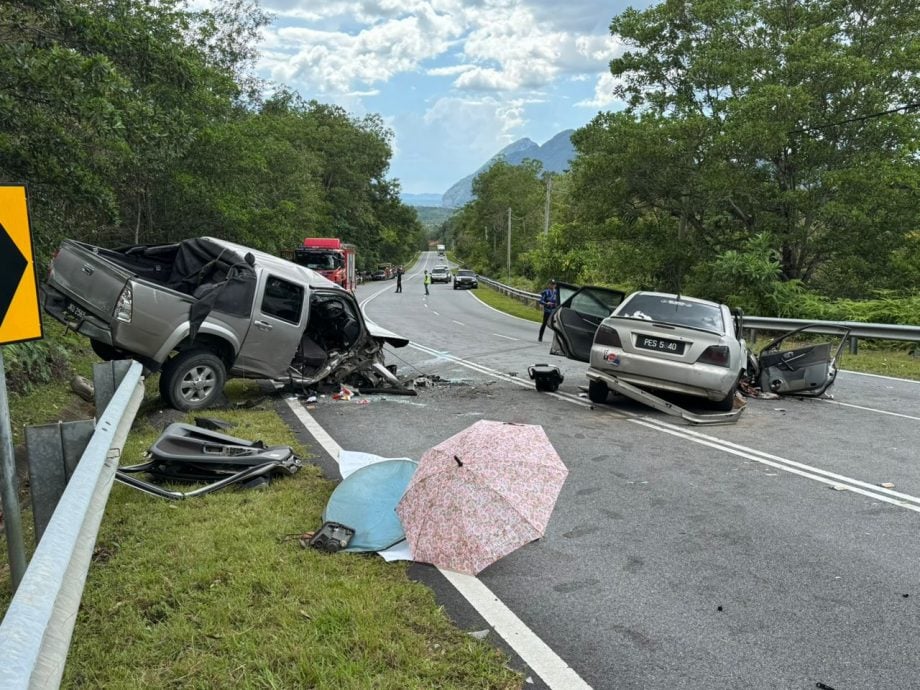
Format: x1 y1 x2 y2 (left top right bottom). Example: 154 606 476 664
426 64 475 77
575 72 626 109
257 0 626 97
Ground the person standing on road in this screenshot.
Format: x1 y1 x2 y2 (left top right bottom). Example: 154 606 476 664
395 266 403 293
538 279 558 342
423 270 431 296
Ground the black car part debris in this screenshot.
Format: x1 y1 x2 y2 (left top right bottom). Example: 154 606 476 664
755 324 850 397
116 423 302 500
528 364 564 392
307 522 355 552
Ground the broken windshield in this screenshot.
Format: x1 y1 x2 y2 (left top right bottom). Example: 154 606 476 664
616 294 724 333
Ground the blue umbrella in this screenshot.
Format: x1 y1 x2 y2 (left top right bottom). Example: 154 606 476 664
323 458 418 552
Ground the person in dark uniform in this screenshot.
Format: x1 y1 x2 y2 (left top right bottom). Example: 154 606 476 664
538 279 558 342
395 266 404 293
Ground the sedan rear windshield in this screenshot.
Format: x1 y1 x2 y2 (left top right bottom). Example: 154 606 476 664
616 294 724 333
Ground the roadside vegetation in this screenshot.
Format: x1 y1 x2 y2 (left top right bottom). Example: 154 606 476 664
1 0 424 272
0 328 521 689
440 1 919 330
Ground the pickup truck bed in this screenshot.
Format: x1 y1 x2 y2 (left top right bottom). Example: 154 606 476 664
42 236 409 411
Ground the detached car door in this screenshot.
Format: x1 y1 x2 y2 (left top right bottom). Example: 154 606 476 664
233 273 307 378
757 325 850 397
549 285 626 362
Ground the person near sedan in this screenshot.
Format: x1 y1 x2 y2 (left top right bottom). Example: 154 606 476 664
424 270 431 295
538 279 558 342
395 266 404 293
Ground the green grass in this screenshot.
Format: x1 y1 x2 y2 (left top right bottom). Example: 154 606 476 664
1 365 521 689
473 285 542 323
836 348 920 380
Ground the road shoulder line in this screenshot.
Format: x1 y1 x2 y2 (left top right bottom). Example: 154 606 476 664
282 397 592 690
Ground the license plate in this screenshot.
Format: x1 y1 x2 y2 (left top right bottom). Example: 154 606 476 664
635 334 685 354
65 302 87 320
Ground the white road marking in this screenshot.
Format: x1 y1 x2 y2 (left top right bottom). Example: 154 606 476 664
452 320 465 326
283 398 591 690
409 342 592 409
408 344 920 513
439 571 591 690
634 417 920 510
364 265 920 512
493 333 518 341
819 399 920 422
840 370 920 384
432 311 440 316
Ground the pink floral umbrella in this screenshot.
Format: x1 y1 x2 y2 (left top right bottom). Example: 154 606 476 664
396 420 568 575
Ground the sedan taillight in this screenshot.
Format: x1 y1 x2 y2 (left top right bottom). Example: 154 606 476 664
594 324 622 347
697 345 730 367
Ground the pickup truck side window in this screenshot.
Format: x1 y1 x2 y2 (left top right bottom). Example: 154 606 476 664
261 276 304 324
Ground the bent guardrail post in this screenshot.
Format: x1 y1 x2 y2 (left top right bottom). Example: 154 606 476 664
0 360 144 689
0 348 27 591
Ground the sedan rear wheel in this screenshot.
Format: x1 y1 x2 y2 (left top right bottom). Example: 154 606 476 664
588 379 609 404
712 377 740 412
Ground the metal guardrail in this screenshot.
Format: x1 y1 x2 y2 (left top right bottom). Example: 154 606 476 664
477 275 920 345
477 276 540 304
742 316 920 342
0 361 144 689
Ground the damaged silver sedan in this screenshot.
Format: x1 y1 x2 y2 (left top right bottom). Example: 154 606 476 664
41 237 409 410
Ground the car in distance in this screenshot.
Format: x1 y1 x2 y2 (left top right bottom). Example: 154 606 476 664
453 269 478 290
549 289 746 410
430 265 451 283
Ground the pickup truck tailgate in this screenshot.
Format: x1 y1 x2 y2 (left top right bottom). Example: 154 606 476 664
48 240 132 321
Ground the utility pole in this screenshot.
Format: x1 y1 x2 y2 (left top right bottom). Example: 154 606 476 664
543 174 552 236
507 207 512 281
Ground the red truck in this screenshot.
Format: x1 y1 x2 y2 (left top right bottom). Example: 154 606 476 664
293 238 357 291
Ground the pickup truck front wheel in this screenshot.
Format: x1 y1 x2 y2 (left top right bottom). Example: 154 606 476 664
159 349 226 411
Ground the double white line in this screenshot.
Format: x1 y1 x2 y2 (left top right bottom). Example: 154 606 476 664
407 342 920 513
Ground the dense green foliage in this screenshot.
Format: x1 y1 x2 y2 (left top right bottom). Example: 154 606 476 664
0 0 424 269
447 0 920 320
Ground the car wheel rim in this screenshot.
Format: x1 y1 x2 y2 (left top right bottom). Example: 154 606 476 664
179 364 217 403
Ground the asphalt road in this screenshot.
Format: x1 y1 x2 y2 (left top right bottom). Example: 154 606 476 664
294 252 920 689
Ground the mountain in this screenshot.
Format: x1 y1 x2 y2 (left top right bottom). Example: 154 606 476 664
441 129 576 208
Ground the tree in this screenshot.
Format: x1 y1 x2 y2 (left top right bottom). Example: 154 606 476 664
568 0 920 298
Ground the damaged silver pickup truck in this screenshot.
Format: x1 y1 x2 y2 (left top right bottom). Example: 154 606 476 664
41 237 409 410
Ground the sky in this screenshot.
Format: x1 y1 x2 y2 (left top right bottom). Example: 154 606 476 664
251 0 652 195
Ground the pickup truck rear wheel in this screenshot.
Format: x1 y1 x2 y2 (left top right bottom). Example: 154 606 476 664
159 349 226 411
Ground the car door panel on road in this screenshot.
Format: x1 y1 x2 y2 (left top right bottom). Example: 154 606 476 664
343 252 920 687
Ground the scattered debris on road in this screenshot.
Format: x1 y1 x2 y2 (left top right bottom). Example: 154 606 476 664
116 423 302 500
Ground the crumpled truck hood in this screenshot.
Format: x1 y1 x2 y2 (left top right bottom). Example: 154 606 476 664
366 320 409 348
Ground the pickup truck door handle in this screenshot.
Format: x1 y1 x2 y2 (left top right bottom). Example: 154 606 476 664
254 320 273 331
81 264 95 275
